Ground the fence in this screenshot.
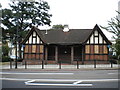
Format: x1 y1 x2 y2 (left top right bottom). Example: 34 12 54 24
5 59 119 70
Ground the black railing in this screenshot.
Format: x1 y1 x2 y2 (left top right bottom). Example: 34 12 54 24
47 56 55 61
8 59 117 69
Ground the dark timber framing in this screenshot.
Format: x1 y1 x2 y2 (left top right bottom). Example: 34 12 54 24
45 46 48 63
71 46 74 63
21 24 112 64
55 46 58 62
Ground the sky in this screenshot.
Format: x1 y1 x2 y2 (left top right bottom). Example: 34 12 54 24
0 0 120 40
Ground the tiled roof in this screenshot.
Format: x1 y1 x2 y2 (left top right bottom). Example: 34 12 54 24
37 29 93 44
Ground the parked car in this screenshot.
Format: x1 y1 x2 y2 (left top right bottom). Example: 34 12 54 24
10 55 19 59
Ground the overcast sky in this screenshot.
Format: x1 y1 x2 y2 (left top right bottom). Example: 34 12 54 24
0 0 119 40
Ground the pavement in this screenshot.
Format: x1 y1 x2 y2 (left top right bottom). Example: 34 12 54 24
0 64 119 70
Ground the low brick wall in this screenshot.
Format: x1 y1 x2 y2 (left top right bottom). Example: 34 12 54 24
23 60 110 65
23 60 57 65
72 60 109 65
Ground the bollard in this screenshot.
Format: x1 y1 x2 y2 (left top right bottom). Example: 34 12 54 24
10 60 12 69
25 61 27 69
42 60 44 69
82 61 84 65
77 60 79 69
94 60 96 68
59 61 61 69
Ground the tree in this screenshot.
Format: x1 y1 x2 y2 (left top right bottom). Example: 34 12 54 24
101 11 120 60
51 24 64 30
115 39 120 59
0 3 2 42
101 12 120 39
2 42 11 62
2 0 52 58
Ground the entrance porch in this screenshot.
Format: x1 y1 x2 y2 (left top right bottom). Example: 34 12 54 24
45 45 83 64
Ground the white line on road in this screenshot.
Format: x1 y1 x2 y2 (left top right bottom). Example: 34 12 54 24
81 79 119 82
1 72 74 75
24 78 120 86
73 80 83 84
1 77 119 86
25 80 92 86
25 83 93 86
0 78 119 82
108 73 119 75
0 78 31 81
25 82 92 86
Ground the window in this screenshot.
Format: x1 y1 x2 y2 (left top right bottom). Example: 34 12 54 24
94 45 99 53
103 45 108 54
32 45 36 53
99 45 103 54
25 45 28 53
85 45 90 53
40 45 44 53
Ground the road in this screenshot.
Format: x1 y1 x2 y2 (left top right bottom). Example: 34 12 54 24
1 69 119 88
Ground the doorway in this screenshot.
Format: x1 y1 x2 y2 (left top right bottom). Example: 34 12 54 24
58 46 71 63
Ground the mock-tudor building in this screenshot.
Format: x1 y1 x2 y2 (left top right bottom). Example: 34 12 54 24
21 24 112 64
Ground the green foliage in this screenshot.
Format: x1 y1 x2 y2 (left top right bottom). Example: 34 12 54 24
0 46 1 62
51 24 64 30
100 11 120 39
2 0 52 43
115 39 120 58
101 11 120 60
109 59 118 64
2 43 12 62
2 56 12 62
2 44 10 56
0 4 2 42
2 0 52 58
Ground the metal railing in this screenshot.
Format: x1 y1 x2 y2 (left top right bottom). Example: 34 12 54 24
7 59 119 69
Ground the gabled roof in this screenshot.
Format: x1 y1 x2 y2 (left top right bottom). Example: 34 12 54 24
84 24 112 45
21 26 45 44
38 29 93 45
94 24 112 45
21 24 112 45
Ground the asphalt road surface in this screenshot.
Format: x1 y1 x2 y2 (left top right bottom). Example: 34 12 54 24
1 69 119 88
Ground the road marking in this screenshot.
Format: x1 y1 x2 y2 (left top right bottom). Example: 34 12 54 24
25 83 92 86
0 78 119 82
1 77 119 86
1 72 74 75
24 78 120 86
81 79 119 82
108 73 119 75
25 80 92 86
0 78 31 81
73 80 83 84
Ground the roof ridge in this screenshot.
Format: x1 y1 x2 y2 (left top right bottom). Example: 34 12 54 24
38 29 93 31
